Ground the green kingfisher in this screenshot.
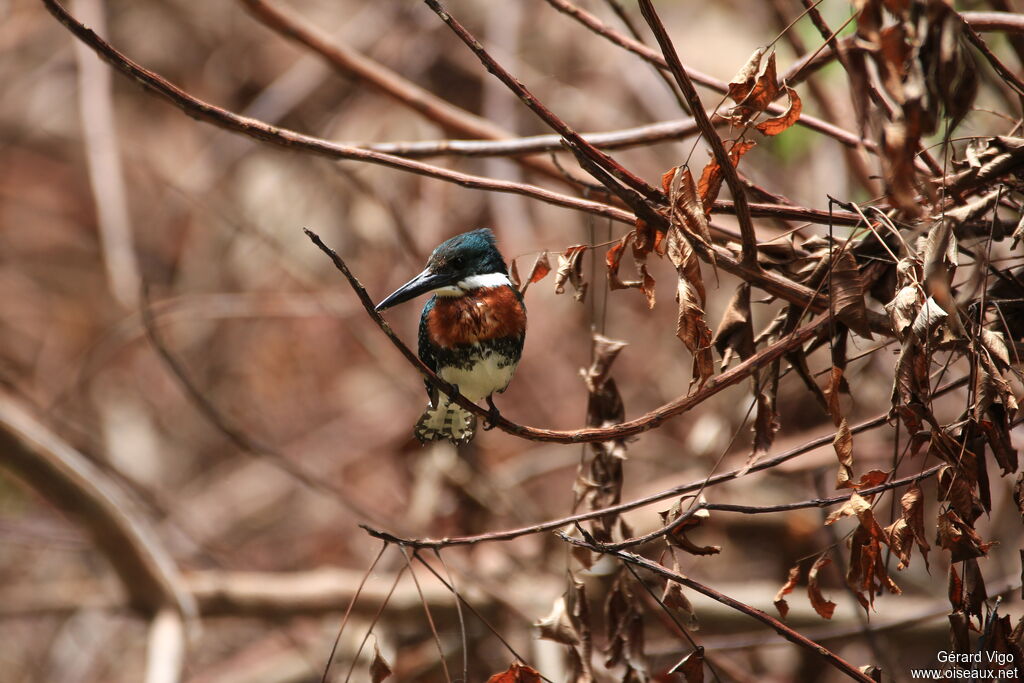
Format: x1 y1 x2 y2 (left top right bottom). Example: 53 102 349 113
375 228 526 444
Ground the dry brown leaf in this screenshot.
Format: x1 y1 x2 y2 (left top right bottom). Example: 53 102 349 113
697 140 756 215
631 217 660 259
756 86 802 136
522 252 551 292
662 581 699 631
668 228 714 387
728 50 781 122
886 284 923 341
774 564 801 619
535 596 580 646
639 263 656 309
486 662 543 683
884 484 929 570
825 491 873 526
937 509 995 562
830 249 873 338
922 218 963 335
748 376 779 473
667 166 713 246
509 257 521 290
807 555 837 619
671 649 705 683
371 642 392 683
962 557 988 622
727 47 767 104
554 244 588 302
846 515 901 610
938 464 978 522
824 366 846 426
834 418 854 489
606 234 639 291
881 118 923 217
711 282 754 368
948 564 964 611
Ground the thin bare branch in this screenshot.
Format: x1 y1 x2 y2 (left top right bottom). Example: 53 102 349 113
40 0 632 224
238 0 578 185
543 0 876 154
422 0 663 207
359 116 706 158
73 0 141 308
637 0 759 267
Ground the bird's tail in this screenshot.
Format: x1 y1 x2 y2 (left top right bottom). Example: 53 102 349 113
414 396 477 444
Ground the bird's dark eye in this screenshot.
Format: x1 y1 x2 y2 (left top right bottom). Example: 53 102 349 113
451 256 464 268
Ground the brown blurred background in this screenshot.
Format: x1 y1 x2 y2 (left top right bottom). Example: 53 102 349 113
1 0 1022 681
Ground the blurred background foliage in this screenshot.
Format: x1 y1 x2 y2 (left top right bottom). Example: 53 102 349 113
1 0 1022 681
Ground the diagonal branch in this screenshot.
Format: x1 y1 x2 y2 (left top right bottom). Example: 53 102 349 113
422 0 664 207
637 0 759 268
238 0 580 186
39 0 632 225
543 0 875 155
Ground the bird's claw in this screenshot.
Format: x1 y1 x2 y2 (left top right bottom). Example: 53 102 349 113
483 396 501 430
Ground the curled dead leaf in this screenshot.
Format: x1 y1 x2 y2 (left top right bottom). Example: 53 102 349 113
554 244 588 302
521 252 551 293
834 418 854 489
662 580 699 631
756 86 802 136
486 662 542 683
711 282 754 368
371 642 392 683
670 649 705 683
937 509 995 562
728 50 781 122
666 166 712 246
773 564 801 619
697 140 756 215
808 555 837 619
668 228 715 387
535 596 580 646
727 47 768 104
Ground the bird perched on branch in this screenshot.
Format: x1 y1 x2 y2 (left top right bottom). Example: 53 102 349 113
375 229 525 444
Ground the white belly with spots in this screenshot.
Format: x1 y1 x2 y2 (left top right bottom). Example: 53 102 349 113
438 351 517 402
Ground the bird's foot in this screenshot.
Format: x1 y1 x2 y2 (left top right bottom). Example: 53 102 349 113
483 395 501 430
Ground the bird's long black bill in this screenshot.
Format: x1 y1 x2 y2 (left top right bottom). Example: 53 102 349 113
375 268 451 311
